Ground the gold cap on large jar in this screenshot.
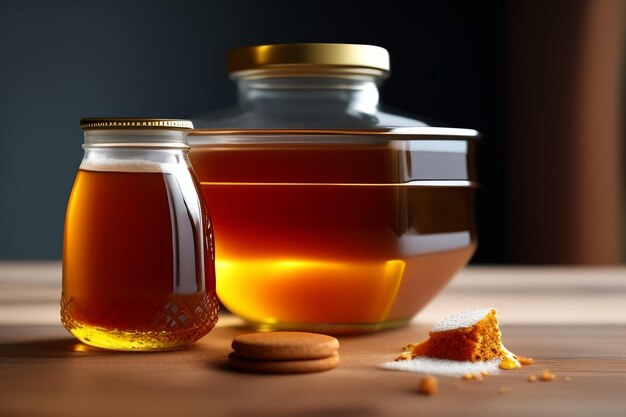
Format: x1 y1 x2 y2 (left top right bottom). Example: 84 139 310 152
227 43 390 78
80 118 194 130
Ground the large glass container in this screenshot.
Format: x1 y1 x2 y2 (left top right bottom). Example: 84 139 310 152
190 44 478 333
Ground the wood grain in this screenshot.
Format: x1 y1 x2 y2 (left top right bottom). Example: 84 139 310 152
1 264 625 416
1 322 625 416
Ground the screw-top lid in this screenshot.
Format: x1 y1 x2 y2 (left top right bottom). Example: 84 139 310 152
80 118 194 130
227 43 390 78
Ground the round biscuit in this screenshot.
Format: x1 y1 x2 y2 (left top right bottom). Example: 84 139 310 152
232 332 339 360
228 352 339 374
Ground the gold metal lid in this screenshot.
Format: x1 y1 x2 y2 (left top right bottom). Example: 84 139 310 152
227 43 390 78
80 118 194 130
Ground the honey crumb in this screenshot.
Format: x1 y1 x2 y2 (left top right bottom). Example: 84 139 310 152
401 344 415 353
480 370 490 376
564 376 571 382
498 386 511 394
515 355 535 366
418 376 438 396
539 370 555 381
396 344 416 361
462 373 485 381
395 351 413 361
528 374 538 382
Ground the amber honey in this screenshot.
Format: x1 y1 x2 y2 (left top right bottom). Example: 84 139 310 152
62 167 219 350
189 141 476 332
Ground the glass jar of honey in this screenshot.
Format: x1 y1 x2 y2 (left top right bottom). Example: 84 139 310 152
62 118 219 350
190 44 478 333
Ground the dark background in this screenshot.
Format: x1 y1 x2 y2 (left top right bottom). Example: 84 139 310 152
1 0 616 263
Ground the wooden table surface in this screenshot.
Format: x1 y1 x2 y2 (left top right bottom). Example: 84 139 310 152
1 263 625 417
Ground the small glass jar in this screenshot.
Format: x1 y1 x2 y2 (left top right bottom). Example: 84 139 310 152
190 44 478 333
62 118 219 350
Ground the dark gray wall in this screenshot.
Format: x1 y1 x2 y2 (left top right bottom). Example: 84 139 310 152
0 0 506 261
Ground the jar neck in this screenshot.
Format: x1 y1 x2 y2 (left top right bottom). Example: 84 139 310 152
80 130 190 172
83 129 189 149
235 76 381 115
80 147 191 173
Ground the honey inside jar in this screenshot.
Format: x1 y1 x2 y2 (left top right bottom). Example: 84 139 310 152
189 139 476 332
